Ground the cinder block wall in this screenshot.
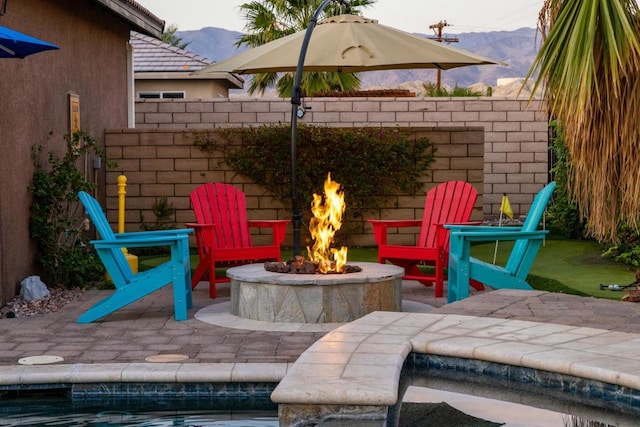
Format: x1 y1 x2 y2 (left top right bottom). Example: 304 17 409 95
105 126 484 247
104 96 547 246
134 96 549 218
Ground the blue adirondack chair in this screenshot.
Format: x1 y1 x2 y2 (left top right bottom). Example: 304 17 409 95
77 191 193 323
446 181 556 302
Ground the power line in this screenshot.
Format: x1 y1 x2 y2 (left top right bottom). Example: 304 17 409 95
428 21 458 90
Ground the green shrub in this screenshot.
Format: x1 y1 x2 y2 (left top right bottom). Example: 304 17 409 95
29 131 109 288
602 223 640 267
422 82 483 97
548 121 640 267
137 196 176 256
546 120 587 239
193 125 435 243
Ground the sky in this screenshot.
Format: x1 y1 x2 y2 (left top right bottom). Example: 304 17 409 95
135 0 543 34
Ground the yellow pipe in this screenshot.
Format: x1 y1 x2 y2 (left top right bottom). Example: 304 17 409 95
117 174 127 234
116 173 138 274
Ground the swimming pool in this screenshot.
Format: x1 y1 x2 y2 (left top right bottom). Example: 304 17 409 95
391 353 640 426
0 387 279 427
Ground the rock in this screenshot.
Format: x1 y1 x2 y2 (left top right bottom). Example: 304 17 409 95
1 287 83 319
264 256 363 274
19 276 50 302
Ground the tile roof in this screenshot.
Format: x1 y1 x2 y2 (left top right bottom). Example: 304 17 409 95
131 31 213 72
94 0 164 37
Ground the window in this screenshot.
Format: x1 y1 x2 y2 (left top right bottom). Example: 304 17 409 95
137 91 185 99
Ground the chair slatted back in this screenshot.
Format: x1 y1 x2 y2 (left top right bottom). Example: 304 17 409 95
417 181 478 249
78 191 134 285
505 181 556 275
190 183 253 249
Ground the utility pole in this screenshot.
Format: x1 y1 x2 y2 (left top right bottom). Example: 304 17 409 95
428 21 459 91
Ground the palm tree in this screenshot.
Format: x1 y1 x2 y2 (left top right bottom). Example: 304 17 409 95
236 0 376 96
528 0 640 242
162 24 191 50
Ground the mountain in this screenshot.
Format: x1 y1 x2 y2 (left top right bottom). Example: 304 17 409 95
178 27 247 62
177 26 540 90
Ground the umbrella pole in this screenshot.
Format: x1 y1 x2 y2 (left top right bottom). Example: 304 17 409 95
290 0 342 256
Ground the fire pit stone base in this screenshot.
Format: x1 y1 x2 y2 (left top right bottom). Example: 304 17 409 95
226 262 404 323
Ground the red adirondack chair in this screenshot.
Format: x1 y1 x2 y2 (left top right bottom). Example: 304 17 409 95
368 180 484 297
186 183 290 298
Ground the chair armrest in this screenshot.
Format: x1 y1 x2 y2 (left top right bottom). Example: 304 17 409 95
437 221 483 227
185 222 213 230
368 219 422 228
247 220 290 228
247 220 290 245
368 220 422 245
92 234 190 249
445 225 523 233
434 222 482 249
113 228 193 240
450 230 548 243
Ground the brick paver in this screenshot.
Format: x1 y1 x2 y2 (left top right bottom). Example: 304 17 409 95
1 282 639 367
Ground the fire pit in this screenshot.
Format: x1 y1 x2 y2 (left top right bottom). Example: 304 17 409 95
227 262 403 323
228 173 403 323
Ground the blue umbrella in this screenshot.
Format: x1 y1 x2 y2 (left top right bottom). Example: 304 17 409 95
0 25 58 58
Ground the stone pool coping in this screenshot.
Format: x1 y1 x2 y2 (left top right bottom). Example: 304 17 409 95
0 362 290 386
3 311 640 393
271 310 640 418
3 306 640 425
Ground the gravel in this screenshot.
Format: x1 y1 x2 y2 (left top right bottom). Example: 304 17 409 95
0 287 84 319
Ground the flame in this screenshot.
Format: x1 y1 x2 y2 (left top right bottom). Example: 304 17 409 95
307 172 347 273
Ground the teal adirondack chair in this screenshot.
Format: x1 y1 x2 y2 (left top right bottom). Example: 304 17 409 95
77 191 193 323
446 181 556 302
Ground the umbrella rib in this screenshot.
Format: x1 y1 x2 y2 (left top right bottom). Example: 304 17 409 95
0 44 16 56
341 45 374 59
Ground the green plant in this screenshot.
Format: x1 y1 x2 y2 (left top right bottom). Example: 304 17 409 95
422 82 483 97
193 125 435 243
236 0 375 96
527 0 640 242
547 120 640 267
29 130 110 287
140 196 176 231
546 120 587 239
602 223 640 267
138 197 177 255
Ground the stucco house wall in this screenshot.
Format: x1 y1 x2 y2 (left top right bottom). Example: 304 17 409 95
135 78 236 99
0 0 162 303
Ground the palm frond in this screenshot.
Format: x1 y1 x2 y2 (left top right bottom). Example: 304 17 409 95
529 0 640 242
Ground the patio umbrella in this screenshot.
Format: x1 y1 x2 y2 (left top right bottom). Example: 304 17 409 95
197 14 502 75
0 25 59 59
198 5 504 255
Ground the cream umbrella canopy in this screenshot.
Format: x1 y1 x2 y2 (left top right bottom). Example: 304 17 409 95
198 3 504 255
197 14 502 75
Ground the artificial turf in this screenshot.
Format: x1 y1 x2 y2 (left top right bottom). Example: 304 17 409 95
136 238 637 300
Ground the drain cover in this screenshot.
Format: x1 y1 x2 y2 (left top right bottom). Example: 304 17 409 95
144 354 189 363
18 355 64 365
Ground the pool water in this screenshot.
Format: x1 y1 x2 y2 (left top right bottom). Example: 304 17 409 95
397 353 640 427
402 386 623 426
0 389 279 427
2 388 634 427
0 408 279 427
